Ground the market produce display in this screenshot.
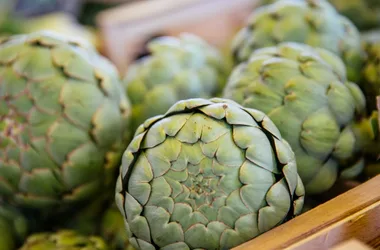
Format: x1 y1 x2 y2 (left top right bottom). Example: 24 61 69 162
0 32 131 213
124 33 230 132
115 98 305 250
234 0 364 82
0 0 379 249
224 42 371 194
19 230 109 250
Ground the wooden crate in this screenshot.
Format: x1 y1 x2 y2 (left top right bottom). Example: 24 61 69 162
97 1 380 249
96 0 258 73
234 175 380 250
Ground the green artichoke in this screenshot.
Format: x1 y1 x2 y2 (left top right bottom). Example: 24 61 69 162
19 230 109 250
0 203 29 250
329 0 380 31
361 30 380 111
0 32 131 212
233 0 364 82
101 204 135 250
115 98 305 250
224 42 372 194
261 0 380 30
124 33 230 132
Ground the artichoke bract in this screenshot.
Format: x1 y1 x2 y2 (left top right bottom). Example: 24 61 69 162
0 203 29 250
0 32 131 211
233 0 364 82
224 42 369 194
124 33 230 132
19 230 109 250
115 98 305 250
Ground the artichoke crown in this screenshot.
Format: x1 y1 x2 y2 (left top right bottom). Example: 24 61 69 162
124 33 229 132
233 0 364 82
224 42 367 194
0 32 131 211
116 98 304 249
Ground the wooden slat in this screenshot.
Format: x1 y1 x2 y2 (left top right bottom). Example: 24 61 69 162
233 175 380 250
331 239 374 250
96 0 258 73
287 200 380 250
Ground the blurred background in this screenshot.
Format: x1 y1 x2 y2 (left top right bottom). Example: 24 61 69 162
0 0 139 53
0 0 256 74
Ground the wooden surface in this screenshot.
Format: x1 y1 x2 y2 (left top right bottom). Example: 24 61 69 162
233 175 380 250
331 239 374 250
96 0 259 73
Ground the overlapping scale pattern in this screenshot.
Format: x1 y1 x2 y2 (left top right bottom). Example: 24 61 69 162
232 0 364 82
116 98 304 250
124 33 230 132
0 32 131 211
224 42 368 194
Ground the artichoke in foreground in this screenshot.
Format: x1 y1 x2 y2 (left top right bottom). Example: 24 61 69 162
101 204 135 250
0 203 29 250
224 42 372 194
233 0 364 82
19 230 109 250
124 33 230 132
0 32 131 212
115 98 305 250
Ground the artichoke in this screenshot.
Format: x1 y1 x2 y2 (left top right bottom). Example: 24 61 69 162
19 230 109 250
224 42 372 194
101 204 135 250
361 30 380 111
0 32 131 212
233 0 364 82
0 203 29 250
261 0 380 30
115 98 305 250
124 33 230 132
329 0 380 31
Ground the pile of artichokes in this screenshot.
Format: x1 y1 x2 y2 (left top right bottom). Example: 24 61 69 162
0 0 379 249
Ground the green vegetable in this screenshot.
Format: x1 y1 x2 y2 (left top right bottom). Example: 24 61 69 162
115 97 305 250
0 32 131 213
19 230 109 250
124 33 230 132
329 0 380 30
233 0 364 82
224 42 373 194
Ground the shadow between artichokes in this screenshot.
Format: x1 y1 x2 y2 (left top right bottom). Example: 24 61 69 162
0 202 29 250
0 31 132 215
115 98 305 250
